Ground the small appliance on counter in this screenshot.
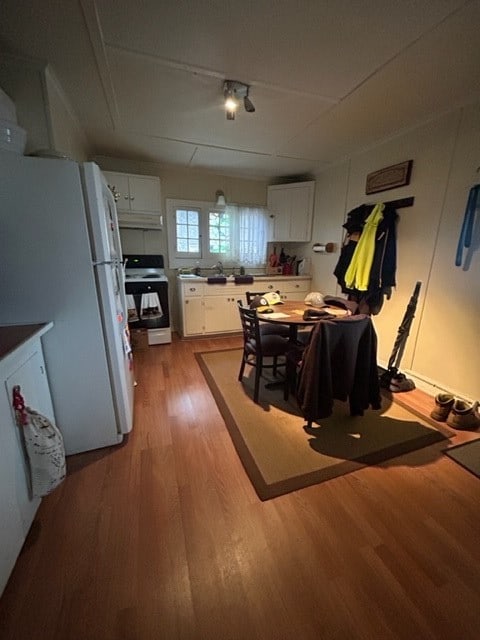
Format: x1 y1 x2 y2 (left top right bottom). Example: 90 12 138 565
124 254 171 345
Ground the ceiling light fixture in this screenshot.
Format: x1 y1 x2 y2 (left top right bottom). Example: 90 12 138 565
223 80 255 120
215 190 226 206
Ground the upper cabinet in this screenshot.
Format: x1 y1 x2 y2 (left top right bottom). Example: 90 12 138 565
103 171 162 229
267 180 315 242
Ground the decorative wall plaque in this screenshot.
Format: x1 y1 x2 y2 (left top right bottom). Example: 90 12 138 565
365 160 413 195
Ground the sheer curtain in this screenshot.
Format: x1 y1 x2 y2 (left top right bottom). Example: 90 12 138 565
223 205 269 266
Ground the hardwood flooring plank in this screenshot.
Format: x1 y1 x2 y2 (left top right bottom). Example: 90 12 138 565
1 334 479 640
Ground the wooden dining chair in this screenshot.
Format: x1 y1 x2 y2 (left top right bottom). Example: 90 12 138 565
237 302 289 403
245 290 290 337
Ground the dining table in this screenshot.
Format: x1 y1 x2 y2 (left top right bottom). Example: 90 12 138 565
258 300 351 394
257 299 350 343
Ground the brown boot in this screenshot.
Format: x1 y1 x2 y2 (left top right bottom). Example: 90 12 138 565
446 400 480 430
430 393 454 421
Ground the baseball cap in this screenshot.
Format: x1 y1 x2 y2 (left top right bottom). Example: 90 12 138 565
249 295 270 312
263 291 283 305
304 291 326 307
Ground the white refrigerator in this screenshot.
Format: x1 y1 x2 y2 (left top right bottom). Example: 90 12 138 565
0 153 134 455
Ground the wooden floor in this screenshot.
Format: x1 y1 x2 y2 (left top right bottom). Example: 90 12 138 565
1 334 479 640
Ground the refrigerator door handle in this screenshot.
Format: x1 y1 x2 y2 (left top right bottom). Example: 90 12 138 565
93 259 119 266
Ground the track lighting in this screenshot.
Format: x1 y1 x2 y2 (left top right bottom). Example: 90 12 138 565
223 80 255 120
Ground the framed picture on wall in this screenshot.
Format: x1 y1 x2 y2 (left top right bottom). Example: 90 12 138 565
365 160 413 195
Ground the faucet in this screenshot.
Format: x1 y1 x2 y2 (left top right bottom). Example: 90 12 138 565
212 261 223 274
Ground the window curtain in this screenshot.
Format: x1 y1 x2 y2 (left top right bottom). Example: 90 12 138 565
223 205 269 266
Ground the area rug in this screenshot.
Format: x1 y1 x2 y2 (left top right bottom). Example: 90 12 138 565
444 439 480 478
195 348 452 500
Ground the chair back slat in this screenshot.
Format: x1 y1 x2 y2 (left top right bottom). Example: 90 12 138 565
236 300 289 403
237 301 261 344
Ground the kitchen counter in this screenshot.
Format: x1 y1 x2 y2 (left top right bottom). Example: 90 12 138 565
0 323 53 361
177 274 309 282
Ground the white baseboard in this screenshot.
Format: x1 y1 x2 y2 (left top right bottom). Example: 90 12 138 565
377 360 473 403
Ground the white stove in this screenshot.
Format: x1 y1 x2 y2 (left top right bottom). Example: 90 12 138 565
123 254 171 345
124 270 168 283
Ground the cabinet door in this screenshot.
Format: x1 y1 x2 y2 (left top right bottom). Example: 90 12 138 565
1 348 50 595
5 350 53 528
102 171 162 229
267 181 315 242
0 391 25 597
184 298 204 335
268 188 290 241
103 172 130 211
204 297 241 334
288 185 314 241
128 176 161 214
281 278 311 301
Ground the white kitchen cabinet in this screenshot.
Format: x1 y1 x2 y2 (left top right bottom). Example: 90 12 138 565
280 278 311 301
184 297 204 335
103 171 162 229
267 181 315 242
179 282 204 336
177 277 311 337
204 295 241 334
0 323 54 596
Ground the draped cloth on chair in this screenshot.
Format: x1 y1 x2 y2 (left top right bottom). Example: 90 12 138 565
296 315 381 426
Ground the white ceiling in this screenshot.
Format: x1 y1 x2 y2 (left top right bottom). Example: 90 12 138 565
1 0 480 179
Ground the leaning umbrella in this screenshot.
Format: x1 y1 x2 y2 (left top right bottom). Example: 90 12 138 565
380 281 422 392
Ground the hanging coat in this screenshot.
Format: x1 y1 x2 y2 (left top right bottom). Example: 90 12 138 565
344 203 385 291
334 203 398 314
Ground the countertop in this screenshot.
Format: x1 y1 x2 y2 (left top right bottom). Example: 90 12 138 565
0 323 53 361
177 274 311 282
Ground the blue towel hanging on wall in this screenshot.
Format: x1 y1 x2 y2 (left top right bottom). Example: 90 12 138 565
455 184 480 268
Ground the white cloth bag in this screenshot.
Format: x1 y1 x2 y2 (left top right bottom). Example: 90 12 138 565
13 387 66 498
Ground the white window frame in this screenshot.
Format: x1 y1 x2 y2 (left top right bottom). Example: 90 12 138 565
172 205 202 259
166 198 269 269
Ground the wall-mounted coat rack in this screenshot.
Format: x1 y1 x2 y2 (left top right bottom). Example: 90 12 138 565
368 196 415 209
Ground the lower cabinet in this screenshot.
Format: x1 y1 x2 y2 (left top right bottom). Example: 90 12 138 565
178 277 311 337
184 297 204 335
281 279 311 301
0 324 54 596
204 296 241 333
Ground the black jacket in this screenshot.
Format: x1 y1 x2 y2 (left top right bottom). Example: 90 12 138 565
296 315 381 423
334 204 398 314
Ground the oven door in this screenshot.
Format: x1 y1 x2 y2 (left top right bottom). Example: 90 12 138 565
125 281 170 329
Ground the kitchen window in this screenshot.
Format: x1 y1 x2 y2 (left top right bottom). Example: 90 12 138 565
167 199 269 268
174 208 201 256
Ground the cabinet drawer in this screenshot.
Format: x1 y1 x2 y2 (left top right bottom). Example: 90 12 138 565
252 280 281 293
182 283 203 297
282 279 311 293
204 283 245 297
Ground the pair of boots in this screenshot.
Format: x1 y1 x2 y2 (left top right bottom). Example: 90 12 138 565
430 393 480 430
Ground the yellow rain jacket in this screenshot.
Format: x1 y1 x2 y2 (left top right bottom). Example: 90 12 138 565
344 203 385 291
